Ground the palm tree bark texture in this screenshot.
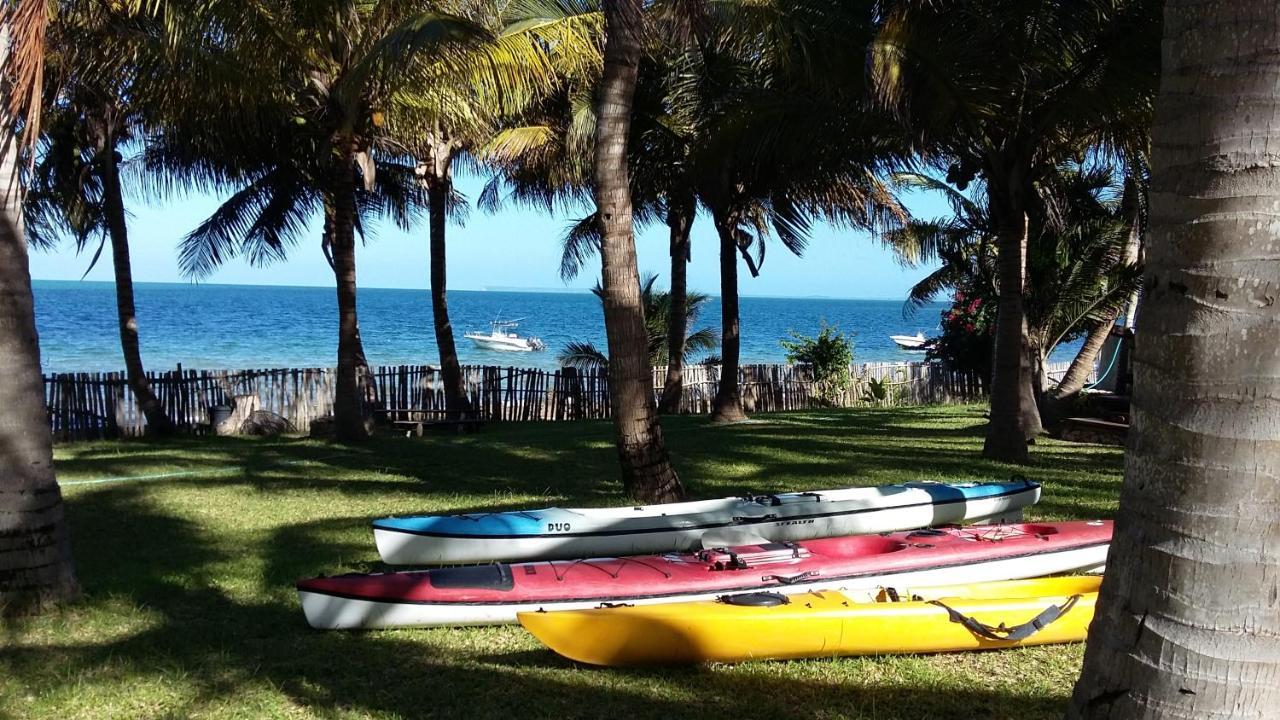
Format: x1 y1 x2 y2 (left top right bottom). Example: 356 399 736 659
1068 1 1280 716
0 95 79 611
328 137 370 442
659 192 694 414
420 128 471 418
710 206 747 423
593 0 684 503
983 170 1043 461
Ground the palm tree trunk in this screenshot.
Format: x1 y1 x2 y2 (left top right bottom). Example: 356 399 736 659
1068 1 1280 716
982 208 1041 461
328 146 369 442
0 120 79 614
658 194 694 414
1053 176 1144 403
1028 344 1046 401
593 0 683 503
1052 317 1113 399
101 139 173 435
710 210 746 423
323 196 372 376
424 145 470 418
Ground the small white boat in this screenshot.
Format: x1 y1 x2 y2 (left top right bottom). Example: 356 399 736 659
464 319 545 352
890 332 927 351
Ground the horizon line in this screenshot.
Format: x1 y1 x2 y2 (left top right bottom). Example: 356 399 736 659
31 277 920 303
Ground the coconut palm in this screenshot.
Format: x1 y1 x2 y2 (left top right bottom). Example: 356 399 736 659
387 0 600 419
558 274 717 372
590 0 684 501
24 4 181 435
1022 169 1143 396
871 0 1160 461
482 33 700 414
1069 0 1280 714
162 1 571 441
0 0 77 615
1049 172 1145 402
680 6 907 424
890 167 1143 400
497 0 899 469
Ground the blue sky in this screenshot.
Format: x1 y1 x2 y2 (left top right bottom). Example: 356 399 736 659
27 171 947 300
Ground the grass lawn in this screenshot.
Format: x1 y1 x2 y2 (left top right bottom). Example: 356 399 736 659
2 405 1122 720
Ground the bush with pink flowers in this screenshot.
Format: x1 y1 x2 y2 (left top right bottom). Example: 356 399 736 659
926 286 996 381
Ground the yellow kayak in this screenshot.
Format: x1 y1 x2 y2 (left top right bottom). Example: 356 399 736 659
518 576 1099 665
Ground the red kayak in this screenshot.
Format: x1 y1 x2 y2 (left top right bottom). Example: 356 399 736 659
297 520 1111 629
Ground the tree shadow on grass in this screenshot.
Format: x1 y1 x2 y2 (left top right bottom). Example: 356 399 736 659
7 487 1074 720
11 409 1117 720
53 409 1122 529
55 429 621 508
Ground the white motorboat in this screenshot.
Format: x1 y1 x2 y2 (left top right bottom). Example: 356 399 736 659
890 332 928 351
464 319 545 352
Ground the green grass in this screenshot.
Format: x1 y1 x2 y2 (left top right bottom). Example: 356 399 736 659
2 405 1122 720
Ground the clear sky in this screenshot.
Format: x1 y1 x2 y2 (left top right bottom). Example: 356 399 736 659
27 171 947 300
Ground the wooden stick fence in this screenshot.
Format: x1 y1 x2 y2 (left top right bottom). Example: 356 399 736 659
44 360 994 441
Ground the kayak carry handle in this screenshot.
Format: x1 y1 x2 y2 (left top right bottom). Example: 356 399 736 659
763 571 819 585
732 514 778 524
929 594 1083 642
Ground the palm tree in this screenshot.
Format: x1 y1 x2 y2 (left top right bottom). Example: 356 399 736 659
25 5 178 435
558 274 717 372
483 32 699 415
1049 172 1145 402
592 0 684 502
1022 169 1143 397
679 8 905 424
871 0 1160 461
657 189 696 412
163 1 563 442
389 0 600 419
0 0 78 614
890 168 1143 403
1068 0 1280 714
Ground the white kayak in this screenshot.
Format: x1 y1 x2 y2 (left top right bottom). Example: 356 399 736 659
371 478 1041 565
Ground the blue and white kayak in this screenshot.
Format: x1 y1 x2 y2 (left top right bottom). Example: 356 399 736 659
372 478 1041 565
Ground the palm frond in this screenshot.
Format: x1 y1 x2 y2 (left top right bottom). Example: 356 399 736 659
559 212 600 280
682 326 720 358
0 0 48 174
557 340 608 370
179 168 313 278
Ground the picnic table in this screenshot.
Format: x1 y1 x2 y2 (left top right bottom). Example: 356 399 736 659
372 407 487 436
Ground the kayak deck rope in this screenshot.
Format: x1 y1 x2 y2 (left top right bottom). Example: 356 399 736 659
551 556 672 582
455 510 544 522
953 525 1045 543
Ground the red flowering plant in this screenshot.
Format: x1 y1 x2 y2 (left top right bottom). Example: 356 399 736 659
926 285 997 381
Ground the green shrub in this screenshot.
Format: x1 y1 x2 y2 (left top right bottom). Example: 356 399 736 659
781 323 854 406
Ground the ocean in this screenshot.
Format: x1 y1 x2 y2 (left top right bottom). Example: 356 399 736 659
31 280 1077 374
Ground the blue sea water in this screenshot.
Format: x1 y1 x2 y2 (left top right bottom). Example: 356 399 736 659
31 280 1077 373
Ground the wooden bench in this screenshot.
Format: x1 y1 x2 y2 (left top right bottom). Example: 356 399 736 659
372 408 486 436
